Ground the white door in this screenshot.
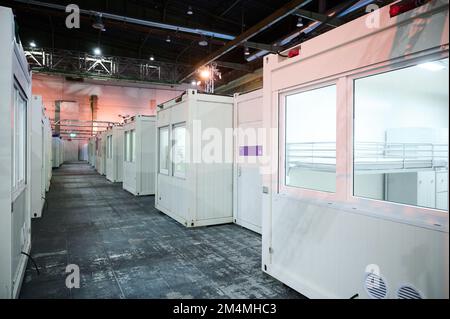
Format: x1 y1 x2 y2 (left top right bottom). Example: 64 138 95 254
235 120 263 234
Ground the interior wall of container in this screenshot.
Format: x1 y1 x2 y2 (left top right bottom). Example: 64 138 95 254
262 1 449 299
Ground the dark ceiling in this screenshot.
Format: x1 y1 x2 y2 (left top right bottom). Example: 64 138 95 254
0 0 393 85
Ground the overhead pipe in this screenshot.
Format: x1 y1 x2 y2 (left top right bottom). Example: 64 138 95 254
14 0 236 41
246 0 378 62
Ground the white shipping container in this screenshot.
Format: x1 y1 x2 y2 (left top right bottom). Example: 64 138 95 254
106 126 124 183
0 6 32 299
155 90 234 227
123 115 156 196
52 137 62 168
261 1 449 299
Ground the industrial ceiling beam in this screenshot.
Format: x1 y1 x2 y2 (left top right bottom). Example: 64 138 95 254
177 0 315 83
14 0 236 41
215 61 252 72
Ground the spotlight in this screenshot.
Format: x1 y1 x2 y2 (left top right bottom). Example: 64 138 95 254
187 5 194 15
93 47 102 56
199 68 210 79
150 55 155 61
191 80 197 86
296 17 304 27
29 41 37 48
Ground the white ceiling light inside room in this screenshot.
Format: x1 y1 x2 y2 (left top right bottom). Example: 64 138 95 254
418 61 446 71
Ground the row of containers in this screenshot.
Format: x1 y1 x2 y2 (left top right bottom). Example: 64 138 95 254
88 89 263 233
2 2 449 299
86 1 450 299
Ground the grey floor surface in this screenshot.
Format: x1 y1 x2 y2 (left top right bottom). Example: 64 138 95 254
19 162 304 299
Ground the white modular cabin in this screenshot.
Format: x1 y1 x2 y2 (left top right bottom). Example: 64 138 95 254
106 126 124 183
122 115 156 196
96 131 107 175
233 89 264 234
88 137 96 167
261 1 449 299
0 6 32 298
30 96 51 219
155 90 234 227
52 137 63 168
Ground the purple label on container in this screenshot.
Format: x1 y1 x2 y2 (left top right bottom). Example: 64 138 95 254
239 145 263 156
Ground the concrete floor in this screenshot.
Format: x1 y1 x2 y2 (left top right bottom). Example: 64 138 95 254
20 162 304 299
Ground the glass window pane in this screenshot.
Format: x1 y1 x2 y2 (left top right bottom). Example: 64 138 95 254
159 127 169 174
285 85 337 192
354 58 449 211
173 123 186 177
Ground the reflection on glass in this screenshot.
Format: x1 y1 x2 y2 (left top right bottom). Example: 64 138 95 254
285 85 337 193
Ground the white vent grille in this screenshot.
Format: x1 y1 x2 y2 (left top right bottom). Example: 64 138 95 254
397 285 423 299
364 273 388 299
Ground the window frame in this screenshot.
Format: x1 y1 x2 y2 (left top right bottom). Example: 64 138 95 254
130 129 136 163
346 53 449 230
278 79 341 202
12 84 28 199
124 131 130 162
158 126 170 175
172 122 187 179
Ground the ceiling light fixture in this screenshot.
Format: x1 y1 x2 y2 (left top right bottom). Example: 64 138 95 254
166 35 171 43
150 55 155 61
191 80 197 86
418 61 445 71
29 41 37 48
92 13 106 31
244 47 250 56
187 5 194 15
296 16 304 27
198 36 208 47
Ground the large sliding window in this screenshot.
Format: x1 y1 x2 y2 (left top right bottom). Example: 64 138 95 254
172 123 186 178
284 84 337 193
159 126 170 175
353 58 449 211
12 87 27 193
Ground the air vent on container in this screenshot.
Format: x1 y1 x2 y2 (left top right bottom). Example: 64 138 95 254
364 273 388 299
397 285 423 299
